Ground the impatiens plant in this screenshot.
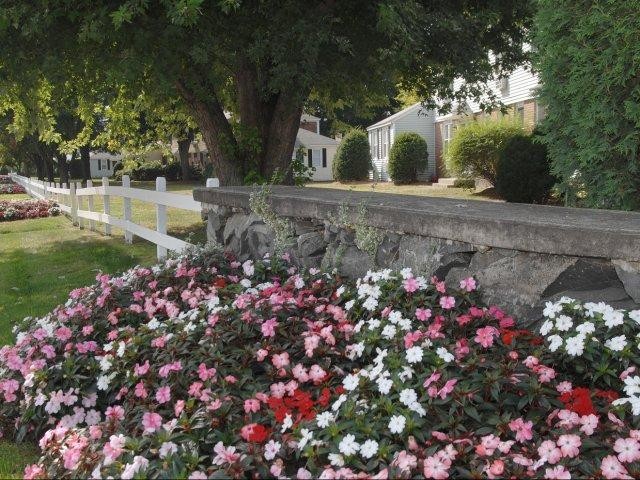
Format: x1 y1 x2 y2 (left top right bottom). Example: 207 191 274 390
0 246 639 478
0 199 60 221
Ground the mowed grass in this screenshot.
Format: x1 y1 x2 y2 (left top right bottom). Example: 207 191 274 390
0 181 206 476
307 181 502 201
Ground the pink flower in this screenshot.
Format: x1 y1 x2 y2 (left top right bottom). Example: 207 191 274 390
24 464 45 480
244 399 261 414
308 364 327 383
538 440 562 464
474 326 499 348
524 356 539 368
423 371 441 389
415 308 432 321
557 434 580 458
105 405 125 421
261 317 278 337
256 349 269 361
459 277 476 292
439 296 455 310
142 412 162 434
156 386 171 404
556 381 573 393
175 400 185 417
134 360 150 376
476 435 500 456
423 454 450 479
55 326 73 342
437 379 457 399
508 418 533 442
579 414 598 435
614 437 640 463
134 382 148 399
392 450 417 473
601 455 632 480
621 366 637 380
487 459 504 478
292 363 310 382
544 465 571 479
213 441 241 465
403 277 419 293
270 382 286 398
271 352 290 369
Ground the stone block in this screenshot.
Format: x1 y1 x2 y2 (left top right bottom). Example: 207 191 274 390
613 260 640 303
297 231 327 258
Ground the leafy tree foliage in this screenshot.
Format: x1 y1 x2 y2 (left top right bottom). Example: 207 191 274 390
534 0 640 210
445 119 524 185
332 130 371 182
0 1 534 185
496 133 556 204
388 132 428 184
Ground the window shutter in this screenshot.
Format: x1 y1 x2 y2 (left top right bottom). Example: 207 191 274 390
322 148 327 167
307 149 313 167
97 159 101 170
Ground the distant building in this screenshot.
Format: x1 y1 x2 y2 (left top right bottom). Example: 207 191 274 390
89 151 122 178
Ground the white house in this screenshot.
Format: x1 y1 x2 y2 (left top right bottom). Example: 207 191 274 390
294 127 339 182
89 151 122 178
367 65 542 180
366 103 436 182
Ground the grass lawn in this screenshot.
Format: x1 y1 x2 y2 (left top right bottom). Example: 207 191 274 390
307 181 502 202
0 182 206 475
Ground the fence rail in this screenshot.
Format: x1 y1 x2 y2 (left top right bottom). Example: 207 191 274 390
9 173 219 259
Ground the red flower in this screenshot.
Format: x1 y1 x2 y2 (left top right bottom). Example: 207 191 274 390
595 389 619 402
560 387 596 416
240 423 269 443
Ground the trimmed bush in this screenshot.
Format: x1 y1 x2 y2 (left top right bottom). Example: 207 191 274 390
388 132 428 184
446 119 524 185
332 129 370 181
117 160 182 181
496 134 556 204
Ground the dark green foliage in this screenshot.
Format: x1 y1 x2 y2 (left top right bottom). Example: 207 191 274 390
388 132 428 184
446 120 524 185
534 0 640 210
332 130 371 181
496 134 556 204
117 160 182 181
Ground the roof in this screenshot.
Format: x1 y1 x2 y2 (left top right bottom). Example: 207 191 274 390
89 151 123 161
300 113 320 122
294 128 339 148
367 103 425 130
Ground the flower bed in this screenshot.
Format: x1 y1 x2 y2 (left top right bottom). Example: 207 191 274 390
0 199 60 221
0 175 26 194
1 247 639 479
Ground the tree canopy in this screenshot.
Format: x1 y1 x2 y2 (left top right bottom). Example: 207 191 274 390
0 1 534 185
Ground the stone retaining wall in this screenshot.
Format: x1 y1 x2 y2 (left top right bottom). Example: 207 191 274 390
194 186 640 324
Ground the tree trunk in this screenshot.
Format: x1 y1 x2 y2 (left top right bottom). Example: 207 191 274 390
175 80 243 186
177 130 194 181
57 153 69 186
80 146 91 182
32 153 45 180
45 156 55 183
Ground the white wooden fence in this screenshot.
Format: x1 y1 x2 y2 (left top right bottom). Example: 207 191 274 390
10 173 219 260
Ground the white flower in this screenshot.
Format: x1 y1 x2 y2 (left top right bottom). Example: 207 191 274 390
381 325 397 339
539 320 554 336
298 429 313 450
543 301 563 318
332 394 347 412
399 388 418 407
398 366 414 381
565 334 586 356
147 318 160 330
405 346 423 364
363 296 379 311
547 334 563 352
367 319 381 330
373 348 388 365
159 442 178 458
436 347 454 363
240 279 252 288
242 260 254 276
623 376 640 397
575 321 595 335
97 374 114 391
388 415 406 434
555 315 573 332
397 318 413 331
604 309 624 328
316 411 334 428
377 377 393 395
336 286 346 297
264 440 281 460
281 413 293 433
328 453 345 467
338 434 360 456
343 374 360 391
629 310 640 325
345 300 355 311
613 395 640 416
360 439 379 459
388 311 403 324
99 356 113 372
605 335 628 352
400 267 413 279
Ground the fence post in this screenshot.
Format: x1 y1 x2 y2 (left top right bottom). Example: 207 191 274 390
102 176 111 236
76 182 84 229
87 179 95 231
122 175 133 244
206 178 220 188
156 176 167 260
43 180 48 200
70 182 78 225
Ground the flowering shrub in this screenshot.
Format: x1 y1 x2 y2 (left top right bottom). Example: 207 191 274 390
0 248 639 479
0 175 15 184
0 199 60 221
0 183 26 194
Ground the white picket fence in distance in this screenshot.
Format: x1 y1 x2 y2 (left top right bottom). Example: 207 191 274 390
9 173 219 260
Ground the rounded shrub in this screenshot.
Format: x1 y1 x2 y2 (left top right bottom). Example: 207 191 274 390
496 134 556 204
388 132 428 184
332 129 371 181
446 119 524 185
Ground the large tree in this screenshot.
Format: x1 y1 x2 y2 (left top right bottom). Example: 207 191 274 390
534 0 640 210
0 1 534 186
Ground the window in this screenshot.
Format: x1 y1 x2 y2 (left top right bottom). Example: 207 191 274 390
535 101 547 123
377 129 382 159
307 149 323 168
107 160 111 171
498 77 510 97
443 123 454 156
382 127 389 158
97 159 102 170
370 132 378 159
515 102 525 125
